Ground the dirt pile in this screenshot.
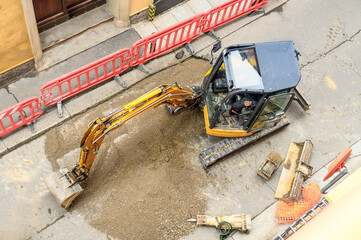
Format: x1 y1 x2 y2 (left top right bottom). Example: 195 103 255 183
45 58 211 239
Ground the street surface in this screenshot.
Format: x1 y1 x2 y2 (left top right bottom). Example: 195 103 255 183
1 0 361 239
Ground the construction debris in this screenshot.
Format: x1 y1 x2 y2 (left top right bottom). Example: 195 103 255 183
275 182 321 224
275 164 361 240
257 151 284 180
187 214 252 233
275 140 313 202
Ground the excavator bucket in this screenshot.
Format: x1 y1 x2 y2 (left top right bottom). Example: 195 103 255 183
45 168 83 209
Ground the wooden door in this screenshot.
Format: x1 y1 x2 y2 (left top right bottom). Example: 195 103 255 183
33 0 69 27
33 0 106 32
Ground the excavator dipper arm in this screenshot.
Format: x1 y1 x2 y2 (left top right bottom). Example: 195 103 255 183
46 83 200 209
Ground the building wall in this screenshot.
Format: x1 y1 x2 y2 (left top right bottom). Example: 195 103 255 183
130 0 153 16
0 0 34 74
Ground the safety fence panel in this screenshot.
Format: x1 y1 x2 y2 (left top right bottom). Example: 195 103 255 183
40 48 131 106
0 97 42 137
202 0 268 32
130 13 205 66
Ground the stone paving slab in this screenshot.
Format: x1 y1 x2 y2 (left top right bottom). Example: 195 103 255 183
0 88 18 111
152 11 179 31
186 0 213 14
207 0 229 7
121 68 149 87
263 0 288 13
1 108 71 151
132 20 158 38
171 3 196 22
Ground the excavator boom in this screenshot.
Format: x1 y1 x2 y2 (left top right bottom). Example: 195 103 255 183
46 83 200 208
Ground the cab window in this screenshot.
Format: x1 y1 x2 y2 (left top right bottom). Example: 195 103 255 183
206 62 228 118
249 93 293 131
226 48 264 91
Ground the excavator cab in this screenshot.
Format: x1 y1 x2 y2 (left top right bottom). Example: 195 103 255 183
201 41 304 137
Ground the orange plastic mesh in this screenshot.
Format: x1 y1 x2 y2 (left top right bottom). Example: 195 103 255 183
276 182 321 224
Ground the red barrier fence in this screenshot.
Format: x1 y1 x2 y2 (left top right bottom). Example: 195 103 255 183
202 0 268 32
1 0 270 138
40 48 131 106
130 13 205 66
0 97 42 137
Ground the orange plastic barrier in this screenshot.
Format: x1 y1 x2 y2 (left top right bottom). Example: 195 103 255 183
323 147 352 181
0 97 42 137
276 183 321 224
40 48 131 106
202 0 268 32
130 13 205 66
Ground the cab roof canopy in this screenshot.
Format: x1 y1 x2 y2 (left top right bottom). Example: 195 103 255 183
223 41 301 93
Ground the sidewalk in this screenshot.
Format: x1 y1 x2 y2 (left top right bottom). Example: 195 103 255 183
0 0 286 155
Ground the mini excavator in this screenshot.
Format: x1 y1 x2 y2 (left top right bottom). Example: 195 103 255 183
46 41 310 208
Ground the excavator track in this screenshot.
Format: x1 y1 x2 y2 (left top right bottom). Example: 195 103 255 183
199 119 290 169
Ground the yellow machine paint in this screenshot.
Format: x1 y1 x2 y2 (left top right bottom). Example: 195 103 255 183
201 63 255 137
203 105 253 137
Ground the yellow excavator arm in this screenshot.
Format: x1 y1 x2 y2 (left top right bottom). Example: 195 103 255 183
75 83 199 177
46 83 200 208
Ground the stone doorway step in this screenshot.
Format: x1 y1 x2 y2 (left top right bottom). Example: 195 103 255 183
39 5 129 71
